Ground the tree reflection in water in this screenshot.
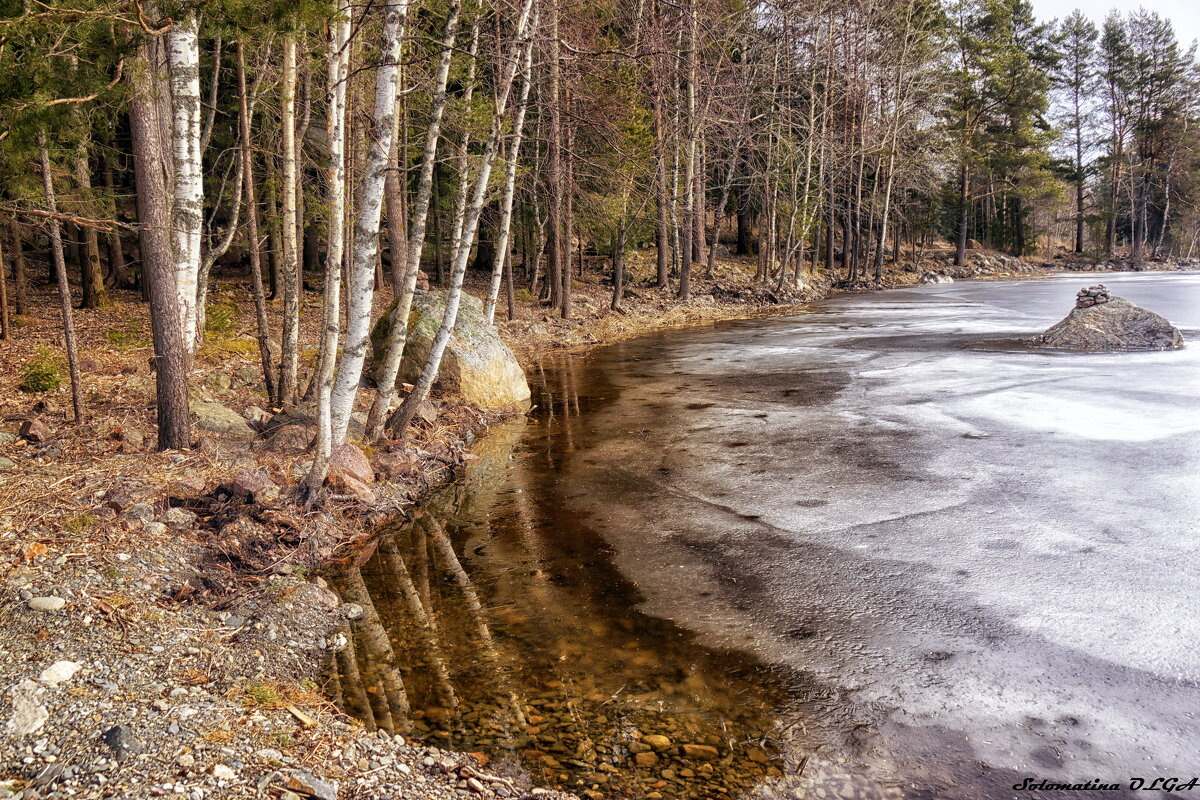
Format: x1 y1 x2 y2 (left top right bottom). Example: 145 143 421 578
330 351 803 799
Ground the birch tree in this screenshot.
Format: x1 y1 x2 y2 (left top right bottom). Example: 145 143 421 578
328 0 409 445
363 0 463 443
484 20 536 324
388 0 535 436
169 12 204 349
278 35 301 405
306 0 351 492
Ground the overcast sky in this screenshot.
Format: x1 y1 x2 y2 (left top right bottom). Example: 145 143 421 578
1029 0 1199 53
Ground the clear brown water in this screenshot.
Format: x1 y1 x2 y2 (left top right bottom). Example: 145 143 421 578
329 354 810 799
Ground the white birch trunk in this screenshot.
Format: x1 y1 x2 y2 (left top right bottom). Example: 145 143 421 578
329 0 409 445
169 12 203 349
484 26 535 324
388 0 533 435
363 0 464 442
307 1 352 490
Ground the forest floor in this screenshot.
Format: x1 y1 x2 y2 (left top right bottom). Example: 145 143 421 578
0 245 1185 800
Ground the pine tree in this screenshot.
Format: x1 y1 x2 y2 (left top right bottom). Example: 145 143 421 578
1055 10 1098 253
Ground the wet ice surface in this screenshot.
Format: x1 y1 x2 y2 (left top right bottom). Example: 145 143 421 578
555 272 1200 798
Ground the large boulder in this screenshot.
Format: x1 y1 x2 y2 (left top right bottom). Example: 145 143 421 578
190 398 256 439
371 290 531 411
1042 296 1184 351
918 271 953 285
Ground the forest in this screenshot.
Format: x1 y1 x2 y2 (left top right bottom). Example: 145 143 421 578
0 0 1198 467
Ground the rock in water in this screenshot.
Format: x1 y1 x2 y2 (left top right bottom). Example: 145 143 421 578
1042 295 1184 351
918 272 953 285
371 290 531 411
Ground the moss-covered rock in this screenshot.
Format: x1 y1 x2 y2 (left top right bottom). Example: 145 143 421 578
371 290 531 411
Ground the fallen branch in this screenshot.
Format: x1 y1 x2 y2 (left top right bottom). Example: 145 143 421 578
0 205 140 233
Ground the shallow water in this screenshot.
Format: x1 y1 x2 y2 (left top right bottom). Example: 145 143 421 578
336 271 1200 799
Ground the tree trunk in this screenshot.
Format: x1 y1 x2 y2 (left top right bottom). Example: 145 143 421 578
236 41 277 404
169 12 203 348
265 180 282 299
1074 118 1085 253
562 104 574 317
705 137 742 278
73 147 108 309
388 0 534 437
99 155 130 290
131 27 192 450
546 0 565 311
0 228 9 340
611 203 627 311
278 35 301 406
678 0 698 302
365 0 462 443
8 219 27 314
955 163 969 267
307 2 352 493
653 92 670 287
484 27 535 324
329 0 409 445
38 137 85 424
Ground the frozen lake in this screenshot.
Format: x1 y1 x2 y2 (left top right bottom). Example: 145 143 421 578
348 271 1199 799
552 271 1200 797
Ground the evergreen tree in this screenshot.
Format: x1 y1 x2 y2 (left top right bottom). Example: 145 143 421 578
1054 10 1098 253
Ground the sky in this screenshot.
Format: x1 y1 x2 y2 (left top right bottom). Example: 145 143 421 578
1029 0 1199 52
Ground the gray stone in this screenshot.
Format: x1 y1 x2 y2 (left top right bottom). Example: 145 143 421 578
371 290 531 411
28 596 66 612
232 469 280 504
190 398 256 440
284 771 338 800
161 507 197 530
119 429 146 451
205 372 233 391
265 424 312 454
124 502 155 523
234 365 261 386
918 272 953 285
19 418 51 443
241 406 271 427
39 660 81 685
329 444 373 486
0 432 18 445
212 763 237 781
101 725 143 761
5 680 48 735
0 456 14 471
1042 296 1185 352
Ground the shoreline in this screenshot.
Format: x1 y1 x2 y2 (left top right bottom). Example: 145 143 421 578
1 255 1192 799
